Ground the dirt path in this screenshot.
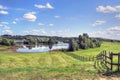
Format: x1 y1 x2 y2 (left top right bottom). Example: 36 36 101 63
98 77 120 80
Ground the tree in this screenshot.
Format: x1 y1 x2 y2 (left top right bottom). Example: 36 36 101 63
26 36 36 44
68 39 79 51
48 38 55 50
1 38 10 46
48 37 55 44
9 39 16 46
83 33 89 38
78 33 101 49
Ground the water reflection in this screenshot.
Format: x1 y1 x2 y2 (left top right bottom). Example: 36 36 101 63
16 43 69 53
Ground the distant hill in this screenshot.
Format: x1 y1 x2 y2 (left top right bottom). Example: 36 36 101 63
94 37 120 42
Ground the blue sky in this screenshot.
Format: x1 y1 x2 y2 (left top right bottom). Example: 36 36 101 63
0 0 120 40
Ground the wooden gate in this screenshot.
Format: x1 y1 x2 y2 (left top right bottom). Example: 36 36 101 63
96 50 120 71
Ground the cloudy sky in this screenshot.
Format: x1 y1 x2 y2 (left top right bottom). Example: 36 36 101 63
0 0 120 40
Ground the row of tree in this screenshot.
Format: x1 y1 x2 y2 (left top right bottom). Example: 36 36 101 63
1 35 70 43
69 33 101 51
23 36 57 45
0 38 16 46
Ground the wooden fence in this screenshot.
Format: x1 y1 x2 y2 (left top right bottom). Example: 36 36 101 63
65 53 95 61
96 50 120 71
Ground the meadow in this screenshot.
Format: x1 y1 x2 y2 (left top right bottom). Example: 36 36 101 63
0 42 120 80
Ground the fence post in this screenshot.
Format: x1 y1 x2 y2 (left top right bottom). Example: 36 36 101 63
118 53 120 71
110 52 113 71
105 51 107 65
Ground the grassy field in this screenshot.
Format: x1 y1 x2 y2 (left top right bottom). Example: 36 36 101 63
0 46 10 51
0 42 120 80
72 42 120 56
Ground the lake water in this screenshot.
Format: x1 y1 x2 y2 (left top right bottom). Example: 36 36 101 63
16 43 69 53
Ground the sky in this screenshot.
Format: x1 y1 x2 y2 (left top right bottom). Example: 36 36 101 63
0 0 120 40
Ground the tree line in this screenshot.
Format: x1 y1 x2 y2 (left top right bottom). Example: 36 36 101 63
68 33 101 51
0 37 16 46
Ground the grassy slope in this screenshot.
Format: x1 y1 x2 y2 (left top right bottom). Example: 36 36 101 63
72 42 120 56
0 42 119 79
0 52 96 80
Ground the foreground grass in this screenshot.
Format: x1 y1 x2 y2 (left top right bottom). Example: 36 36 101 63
0 52 97 80
0 42 120 79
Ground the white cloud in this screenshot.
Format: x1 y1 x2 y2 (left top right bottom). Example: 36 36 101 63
0 5 8 15
34 2 54 9
50 30 64 37
108 26 120 31
23 29 47 35
96 5 120 13
92 20 106 26
38 22 44 26
48 29 73 37
0 10 8 15
0 22 9 25
46 3 54 9
2 29 13 35
3 25 10 29
0 5 7 10
0 25 10 29
54 16 60 18
15 18 19 21
115 14 120 19
12 21 16 24
89 26 120 40
41 29 46 34
23 12 37 22
49 24 54 26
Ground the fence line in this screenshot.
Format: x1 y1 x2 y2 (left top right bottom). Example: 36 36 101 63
96 50 120 71
65 53 95 61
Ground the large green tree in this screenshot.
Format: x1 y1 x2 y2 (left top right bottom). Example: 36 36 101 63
68 39 79 51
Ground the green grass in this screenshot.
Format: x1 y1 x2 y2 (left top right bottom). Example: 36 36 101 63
0 46 10 51
0 42 120 80
0 52 97 80
72 42 120 56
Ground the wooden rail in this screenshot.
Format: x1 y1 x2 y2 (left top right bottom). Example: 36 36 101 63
65 53 95 61
96 50 120 71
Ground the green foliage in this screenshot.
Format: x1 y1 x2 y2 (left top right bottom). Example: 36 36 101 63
79 33 101 49
48 38 56 50
1 38 10 46
48 37 56 44
68 39 79 51
0 38 16 46
9 39 16 46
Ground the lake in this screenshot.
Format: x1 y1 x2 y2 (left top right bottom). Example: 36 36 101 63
16 43 69 53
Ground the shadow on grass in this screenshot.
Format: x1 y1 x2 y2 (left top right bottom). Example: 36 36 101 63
94 59 120 77
103 70 120 76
